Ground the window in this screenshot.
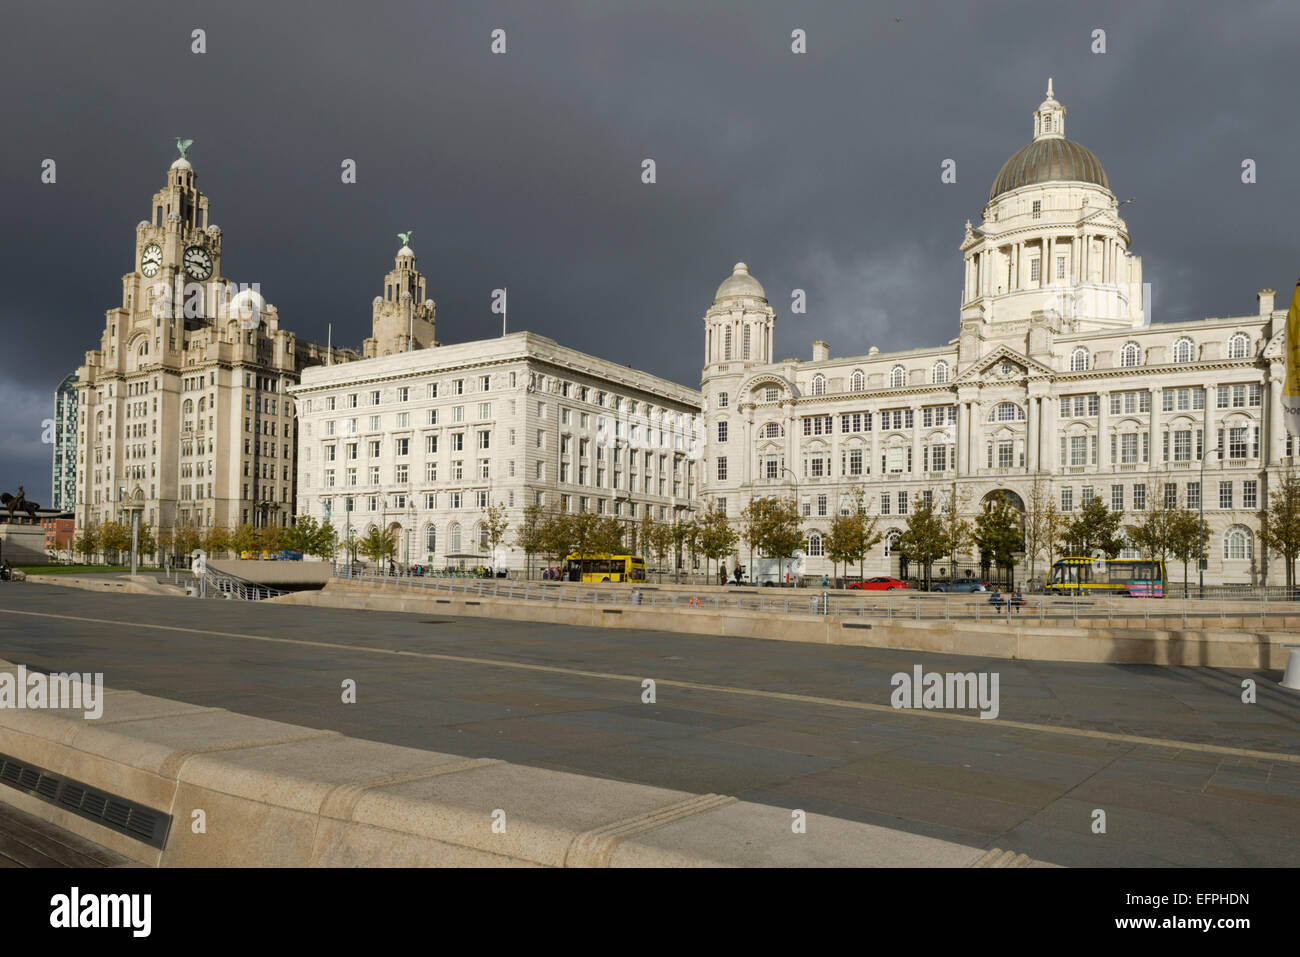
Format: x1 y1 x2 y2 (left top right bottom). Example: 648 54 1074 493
896 492 907 515
1069 348 1090 371
717 457 727 481
1056 256 1066 280
1167 387 1204 411
930 360 948 384
1119 433 1138 464
1061 488 1073 511
1111 484 1124 512
1030 259 1041 282
718 392 729 408
1243 480 1258 509
763 387 778 402
1187 481 1200 510
1173 430 1191 462
742 326 751 359
807 533 823 556
1120 342 1141 367
989 402 1023 422
1219 481 1233 509
851 370 865 391
1031 200 1041 219
395 438 409 456
1223 526 1253 561
881 493 891 515
811 375 826 396
1172 338 1194 363
717 421 728 442
890 366 906 389
1133 484 1146 510
817 494 828 516
1227 333 1250 359
723 328 732 360
1164 483 1178 509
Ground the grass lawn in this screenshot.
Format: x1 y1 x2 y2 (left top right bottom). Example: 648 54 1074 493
16 565 165 575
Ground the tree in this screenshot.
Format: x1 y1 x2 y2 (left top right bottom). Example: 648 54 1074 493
99 521 130 565
256 522 287 553
74 524 100 564
974 495 1022 588
1167 507 1207 598
358 526 397 564
135 523 157 565
668 515 697 582
739 497 770 583
1023 476 1054 583
282 517 336 561
900 498 946 589
482 501 511 566
824 513 859 584
515 504 547 579
1126 486 1175 570
230 523 258 557
1062 495 1125 557
201 525 230 559
759 497 803 585
938 485 972 582
1262 468 1300 590
647 515 673 583
697 502 738 583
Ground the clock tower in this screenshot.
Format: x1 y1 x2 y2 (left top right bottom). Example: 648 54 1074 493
73 143 353 541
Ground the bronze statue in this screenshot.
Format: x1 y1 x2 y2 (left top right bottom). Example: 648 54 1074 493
1 486 39 521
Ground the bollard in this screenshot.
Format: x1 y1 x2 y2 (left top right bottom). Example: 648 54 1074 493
1281 646 1300 691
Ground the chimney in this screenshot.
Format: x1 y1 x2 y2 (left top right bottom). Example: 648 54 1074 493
1258 289 1275 316
812 340 829 362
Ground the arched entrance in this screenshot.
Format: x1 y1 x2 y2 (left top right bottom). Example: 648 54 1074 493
977 489 1025 588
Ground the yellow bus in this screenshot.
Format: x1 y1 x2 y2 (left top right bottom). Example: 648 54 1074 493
562 553 647 583
1047 557 1165 597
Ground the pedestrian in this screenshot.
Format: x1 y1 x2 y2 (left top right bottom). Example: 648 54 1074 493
821 574 829 588
1011 587 1024 613
988 588 1003 614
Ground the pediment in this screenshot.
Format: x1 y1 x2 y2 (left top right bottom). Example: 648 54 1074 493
954 345 1053 385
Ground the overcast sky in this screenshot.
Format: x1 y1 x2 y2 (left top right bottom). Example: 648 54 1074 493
3 0 1299 501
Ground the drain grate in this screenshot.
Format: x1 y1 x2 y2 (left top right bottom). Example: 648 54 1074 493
0 752 170 849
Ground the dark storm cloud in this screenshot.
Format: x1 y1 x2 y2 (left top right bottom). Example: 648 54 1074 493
3 0 1299 498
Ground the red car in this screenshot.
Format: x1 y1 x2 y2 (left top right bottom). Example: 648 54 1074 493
849 576 910 591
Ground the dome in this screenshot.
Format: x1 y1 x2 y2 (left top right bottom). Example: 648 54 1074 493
714 262 766 301
397 245 414 258
988 137 1108 201
170 157 192 171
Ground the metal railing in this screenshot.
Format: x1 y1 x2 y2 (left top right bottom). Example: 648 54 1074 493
329 567 1298 626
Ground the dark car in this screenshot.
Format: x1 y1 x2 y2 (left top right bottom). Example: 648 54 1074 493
931 578 987 593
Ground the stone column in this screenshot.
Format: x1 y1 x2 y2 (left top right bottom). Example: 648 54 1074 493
1149 387 1160 468
957 402 970 474
1269 371 1285 465
1097 390 1109 470
911 408 922 478
1026 396 1039 472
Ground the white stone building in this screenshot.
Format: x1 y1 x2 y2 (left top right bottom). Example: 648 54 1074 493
291 247 702 571
699 82 1292 586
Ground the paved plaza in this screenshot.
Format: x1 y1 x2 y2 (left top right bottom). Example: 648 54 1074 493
0 583 1297 866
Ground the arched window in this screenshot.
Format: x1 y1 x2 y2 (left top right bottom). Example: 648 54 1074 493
760 422 783 438
723 328 732 360
198 397 206 413
988 402 1024 422
931 360 949 384
742 326 752 359
478 524 490 551
806 533 823 557
425 525 436 552
1227 333 1250 359
890 365 906 388
1172 337 1194 363
182 398 194 415
1120 342 1141 367
449 522 462 553
851 370 865 391
811 375 826 396
1069 348 1090 371
1223 526 1253 561
883 529 901 557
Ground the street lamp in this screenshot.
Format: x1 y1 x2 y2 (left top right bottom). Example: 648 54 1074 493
781 465 800 587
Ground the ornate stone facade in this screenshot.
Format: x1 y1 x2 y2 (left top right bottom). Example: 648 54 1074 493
699 83 1290 586
73 154 354 534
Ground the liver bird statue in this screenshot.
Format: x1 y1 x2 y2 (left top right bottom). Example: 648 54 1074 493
176 137 193 159
398 231 413 247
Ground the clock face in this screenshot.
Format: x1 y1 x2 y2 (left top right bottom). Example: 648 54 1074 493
140 244 162 277
183 246 213 280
